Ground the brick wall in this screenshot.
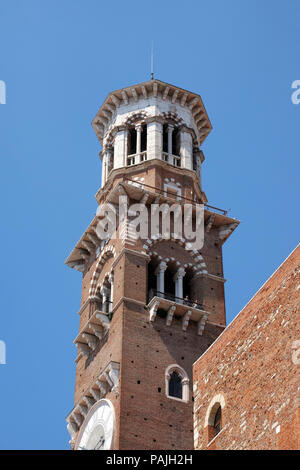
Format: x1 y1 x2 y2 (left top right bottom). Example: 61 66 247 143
193 245 300 450
71 159 236 449
118 300 223 450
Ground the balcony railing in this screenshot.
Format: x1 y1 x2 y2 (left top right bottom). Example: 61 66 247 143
127 151 147 166
162 152 181 167
148 289 204 310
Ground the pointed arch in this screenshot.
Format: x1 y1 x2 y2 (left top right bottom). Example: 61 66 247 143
89 246 116 298
165 364 189 402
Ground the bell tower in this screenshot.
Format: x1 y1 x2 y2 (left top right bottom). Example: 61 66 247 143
66 79 239 450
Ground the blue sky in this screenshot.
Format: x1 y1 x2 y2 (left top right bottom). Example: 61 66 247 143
0 0 299 450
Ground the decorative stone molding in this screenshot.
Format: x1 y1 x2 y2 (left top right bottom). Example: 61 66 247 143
125 111 148 126
66 361 120 441
149 300 160 322
127 176 145 189
143 237 208 276
89 246 116 297
182 310 192 331
166 305 176 326
197 313 209 336
161 111 183 127
65 223 111 272
205 214 215 233
218 223 239 244
74 310 111 361
163 179 182 200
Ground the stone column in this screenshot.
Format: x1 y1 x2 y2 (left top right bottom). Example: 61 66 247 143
167 124 174 155
155 261 168 295
135 124 142 156
173 267 186 302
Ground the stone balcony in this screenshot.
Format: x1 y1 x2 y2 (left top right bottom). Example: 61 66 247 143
127 151 147 166
162 151 181 167
147 290 210 335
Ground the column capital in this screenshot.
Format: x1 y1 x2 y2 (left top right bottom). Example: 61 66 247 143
155 261 168 275
167 124 174 132
173 267 186 281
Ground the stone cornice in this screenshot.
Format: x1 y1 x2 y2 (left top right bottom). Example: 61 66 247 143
111 295 146 315
194 273 227 283
92 79 212 146
65 178 239 272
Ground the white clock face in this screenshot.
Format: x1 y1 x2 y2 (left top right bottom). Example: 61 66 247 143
76 400 114 450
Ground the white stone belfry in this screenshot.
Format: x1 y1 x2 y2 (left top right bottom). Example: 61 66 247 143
91 79 212 188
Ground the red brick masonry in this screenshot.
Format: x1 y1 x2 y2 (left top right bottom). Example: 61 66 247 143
193 245 300 450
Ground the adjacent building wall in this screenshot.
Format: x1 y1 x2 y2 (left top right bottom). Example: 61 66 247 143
193 245 300 450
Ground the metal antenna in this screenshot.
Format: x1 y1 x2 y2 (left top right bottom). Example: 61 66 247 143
151 41 154 80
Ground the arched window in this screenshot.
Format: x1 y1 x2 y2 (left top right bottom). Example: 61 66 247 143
213 406 221 437
127 124 147 165
165 365 189 402
169 371 182 399
128 127 137 157
205 394 225 443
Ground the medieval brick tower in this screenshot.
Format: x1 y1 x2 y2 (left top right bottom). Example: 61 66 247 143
65 79 239 450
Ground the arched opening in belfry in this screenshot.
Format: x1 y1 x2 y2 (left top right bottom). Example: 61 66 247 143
147 253 199 306
172 127 180 156
164 266 176 298
162 123 181 166
183 267 194 302
163 124 168 153
128 126 137 156
141 124 147 152
127 123 147 164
